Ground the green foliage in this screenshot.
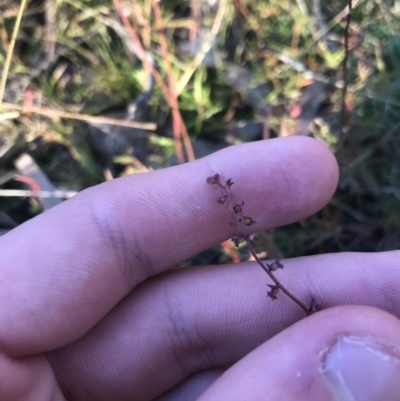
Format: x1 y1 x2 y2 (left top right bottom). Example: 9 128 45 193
1 0 400 257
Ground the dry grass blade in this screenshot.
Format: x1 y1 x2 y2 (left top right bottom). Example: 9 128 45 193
340 0 353 137
176 0 228 95
1 102 157 130
0 0 29 106
310 0 363 46
0 189 77 198
0 111 20 120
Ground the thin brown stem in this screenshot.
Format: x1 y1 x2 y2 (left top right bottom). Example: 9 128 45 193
339 0 352 137
152 0 195 163
246 240 310 316
207 174 311 315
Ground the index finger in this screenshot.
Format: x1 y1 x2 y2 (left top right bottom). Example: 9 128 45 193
0 136 338 356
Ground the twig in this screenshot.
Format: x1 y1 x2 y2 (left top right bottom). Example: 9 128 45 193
0 0 28 106
151 0 195 163
340 0 353 137
0 102 157 130
112 0 183 162
309 0 362 48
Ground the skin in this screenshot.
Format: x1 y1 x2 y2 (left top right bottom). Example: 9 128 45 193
1 136 400 400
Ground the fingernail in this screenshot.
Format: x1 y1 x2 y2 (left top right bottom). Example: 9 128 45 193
321 337 400 401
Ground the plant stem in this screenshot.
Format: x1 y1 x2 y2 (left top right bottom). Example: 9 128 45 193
112 0 195 163
339 0 353 137
246 240 310 316
208 174 311 316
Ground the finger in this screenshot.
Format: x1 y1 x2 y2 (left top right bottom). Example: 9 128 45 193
0 352 65 401
0 137 338 355
47 250 400 401
154 367 225 401
198 306 400 401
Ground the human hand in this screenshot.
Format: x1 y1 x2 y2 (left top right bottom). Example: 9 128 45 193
1 136 400 401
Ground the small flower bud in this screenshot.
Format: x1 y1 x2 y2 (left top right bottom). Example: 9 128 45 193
233 201 244 214
225 179 234 189
231 236 244 247
206 174 220 185
267 259 283 271
309 298 322 314
218 195 228 205
243 216 256 226
267 285 280 300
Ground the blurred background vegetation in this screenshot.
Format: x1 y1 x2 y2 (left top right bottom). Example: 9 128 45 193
1 0 400 265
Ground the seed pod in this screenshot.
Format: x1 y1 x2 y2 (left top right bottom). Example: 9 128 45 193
233 201 244 214
218 195 228 205
309 298 322 314
243 216 256 226
267 259 284 271
206 174 220 185
225 179 234 189
267 285 280 300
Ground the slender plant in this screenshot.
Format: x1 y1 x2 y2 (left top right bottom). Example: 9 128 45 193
207 173 318 316
339 0 353 137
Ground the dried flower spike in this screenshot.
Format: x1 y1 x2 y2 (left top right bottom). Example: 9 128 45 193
267 259 284 271
267 284 280 300
206 172 311 316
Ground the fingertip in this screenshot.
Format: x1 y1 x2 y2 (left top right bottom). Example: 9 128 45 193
207 136 339 227
199 305 400 401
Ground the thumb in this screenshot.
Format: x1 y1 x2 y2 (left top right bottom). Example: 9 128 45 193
198 306 400 401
